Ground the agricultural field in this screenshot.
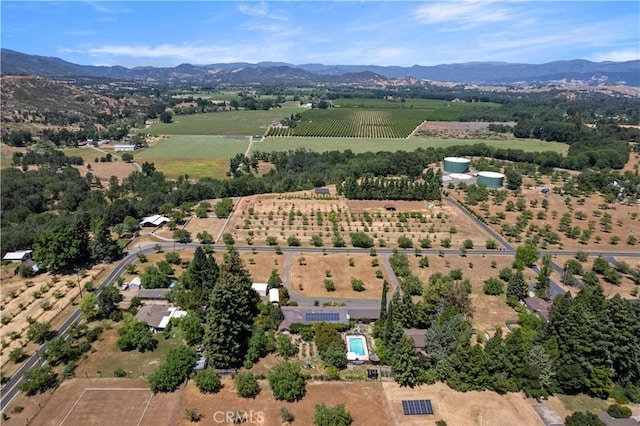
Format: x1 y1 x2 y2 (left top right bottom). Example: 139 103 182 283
134 135 249 179
270 108 428 138
220 190 495 250
254 136 568 155
145 107 301 136
0 263 109 376
451 179 640 252
550 255 639 299
267 98 502 138
331 97 502 112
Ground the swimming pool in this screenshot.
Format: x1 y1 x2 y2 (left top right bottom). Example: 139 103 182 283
346 335 369 360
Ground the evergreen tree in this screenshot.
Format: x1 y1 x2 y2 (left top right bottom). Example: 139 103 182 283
203 247 258 369
380 280 389 321
392 335 424 388
536 255 552 299
507 271 528 301
175 246 219 310
90 220 121 262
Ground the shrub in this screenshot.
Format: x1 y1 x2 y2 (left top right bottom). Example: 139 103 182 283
607 404 632 419
483 277 505 295
235 372 260 398
324 279 336 292
193 368 222 394
184 408 201 422
113 367 127 378
351 279 365 292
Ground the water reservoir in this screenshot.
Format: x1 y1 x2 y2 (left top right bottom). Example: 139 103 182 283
477 171 505 188
443 157 471 173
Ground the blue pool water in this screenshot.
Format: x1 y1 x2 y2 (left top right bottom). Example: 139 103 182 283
347 336 366 356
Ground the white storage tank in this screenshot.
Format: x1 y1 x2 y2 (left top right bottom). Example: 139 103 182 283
443 157 471 173
477 171 505 188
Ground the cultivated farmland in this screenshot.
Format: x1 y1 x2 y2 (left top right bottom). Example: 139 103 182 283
145 107 301 136
253 136 568 155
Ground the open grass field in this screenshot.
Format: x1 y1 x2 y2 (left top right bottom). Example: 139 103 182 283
141 157 229 180
145 107 300 136
25 379 181 426
177 379 392 426
136 135 249 159
253 136 569 155
382 381 543 426
332 97 502 111
133 135 249 179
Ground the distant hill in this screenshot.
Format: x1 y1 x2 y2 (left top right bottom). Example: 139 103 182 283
2 48 639 86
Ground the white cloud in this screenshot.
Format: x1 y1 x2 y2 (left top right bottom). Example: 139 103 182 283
591 49 640 62
62 42 302 65
85 1 131 14
238 2 287 20
414 1 517 27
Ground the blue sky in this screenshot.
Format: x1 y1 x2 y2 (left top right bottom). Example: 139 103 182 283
2 1 639 67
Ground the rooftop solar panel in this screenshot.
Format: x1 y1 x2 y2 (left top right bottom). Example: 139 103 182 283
305 312 340 322
402 399 433 415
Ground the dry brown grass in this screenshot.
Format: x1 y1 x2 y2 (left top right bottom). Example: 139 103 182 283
450 174 640 252
177 379 392 426
289 253 386 299
25 379 181 426
407 254 522 331
0 263 111 375
382 381 543 426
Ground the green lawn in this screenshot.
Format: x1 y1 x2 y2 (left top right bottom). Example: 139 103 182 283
136 135 250 159
252 136 569 155
557 394 609 412
332 97 501 110
145 107 300 136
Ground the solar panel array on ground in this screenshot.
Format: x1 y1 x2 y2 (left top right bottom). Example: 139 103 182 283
402 399 434 415
305 312 341 322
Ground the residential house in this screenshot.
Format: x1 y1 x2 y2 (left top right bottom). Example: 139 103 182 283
135 305 187 332
139 215 170 227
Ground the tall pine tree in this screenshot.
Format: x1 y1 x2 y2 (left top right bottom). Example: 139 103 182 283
203 247 258 369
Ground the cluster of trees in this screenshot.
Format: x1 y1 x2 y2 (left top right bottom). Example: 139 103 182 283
373 276 640 401
339 172 441 201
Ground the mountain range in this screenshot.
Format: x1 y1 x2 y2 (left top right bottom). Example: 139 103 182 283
2 48 639 86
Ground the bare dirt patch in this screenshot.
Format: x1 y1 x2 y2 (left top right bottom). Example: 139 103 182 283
382 381 543 426
415 121 515 139
289 253 387 299
183 215 228 241
74 160 137 182
25 378 181 426
177 379 391 426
